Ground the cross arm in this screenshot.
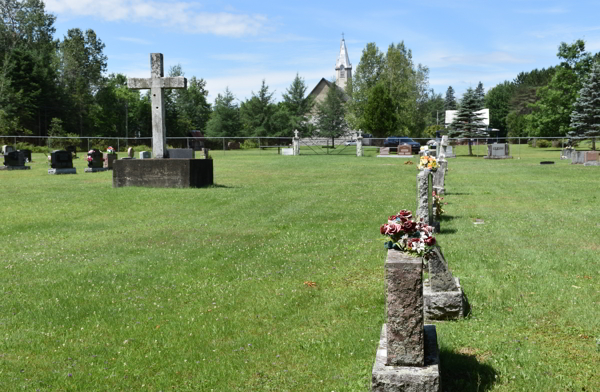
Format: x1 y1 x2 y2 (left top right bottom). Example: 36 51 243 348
127 77 187 90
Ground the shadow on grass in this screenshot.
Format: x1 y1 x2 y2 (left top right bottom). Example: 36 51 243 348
440 215 458 222
208 183 237 188
444 192 470 196
439 348 497 392
438 228 457 235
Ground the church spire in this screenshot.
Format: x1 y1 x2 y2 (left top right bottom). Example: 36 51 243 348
335 35 352 89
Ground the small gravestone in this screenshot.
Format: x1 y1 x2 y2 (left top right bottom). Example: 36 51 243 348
66 146 78 158
379 147 390 156
356 130 364 157
561 147 574 160
445 145 456 158
127 147 135 158
19 149 32 163
281 148 294 156
139 151 151 159
103 152 118 169
432 160 447 195
423 247 468 321
398 144 413 156
583 151 599 166
2 145 15 155
1 150 30 170
485 143 512 159
417 169 439 232
293 129 300 156
49 150 76 174
85 149 107 172
371 249 441 391
167 148 194 159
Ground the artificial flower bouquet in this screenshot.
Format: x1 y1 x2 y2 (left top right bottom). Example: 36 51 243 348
380 210 436 256
432 191 446 220
106 146 116 154
418 155 438 171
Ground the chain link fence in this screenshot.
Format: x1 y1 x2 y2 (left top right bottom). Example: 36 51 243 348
0 135 596 160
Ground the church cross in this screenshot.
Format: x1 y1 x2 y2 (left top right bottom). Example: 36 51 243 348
127 53 187 158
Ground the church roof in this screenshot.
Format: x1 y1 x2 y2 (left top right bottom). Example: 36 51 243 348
307 78 349 102
336 38 352 70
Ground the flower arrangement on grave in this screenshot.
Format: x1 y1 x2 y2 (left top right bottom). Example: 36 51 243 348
380 210 436 256
420 145 428 152
432 191 446 220
106 146 116 154
86 150 94 163
418 155 438 171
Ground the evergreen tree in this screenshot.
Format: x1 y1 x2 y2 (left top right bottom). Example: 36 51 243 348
474 81 485 109
281 73 313 135
239 80 277 137
315 80 347 147
449 88 488 155
205 88 241 137
444 85 458 117
569 61 600 150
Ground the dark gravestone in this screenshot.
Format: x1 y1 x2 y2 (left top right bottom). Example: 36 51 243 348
18 149 32 162
113 159 213 188
167 148 194 159
87 149 103 168
51 150 73 169
4 150 25 166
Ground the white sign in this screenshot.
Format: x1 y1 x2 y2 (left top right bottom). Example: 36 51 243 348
445 109 490 126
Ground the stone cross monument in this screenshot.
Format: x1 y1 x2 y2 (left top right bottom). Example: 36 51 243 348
127 53 187 158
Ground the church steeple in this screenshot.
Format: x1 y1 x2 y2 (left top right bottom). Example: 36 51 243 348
335 34 352 90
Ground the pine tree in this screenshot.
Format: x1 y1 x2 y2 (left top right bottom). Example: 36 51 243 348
205 88 241 138
474 81 485 109
569 61 600 150
444 86 457 112
449 88 488 155
282 73 313 135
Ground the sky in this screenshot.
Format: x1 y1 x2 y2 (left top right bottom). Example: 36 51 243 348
45 0 600 104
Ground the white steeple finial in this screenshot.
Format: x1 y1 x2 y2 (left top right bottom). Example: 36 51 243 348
335 35 352 89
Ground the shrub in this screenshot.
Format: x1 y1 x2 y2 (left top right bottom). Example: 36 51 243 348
536 139 551 148
241 139 259 149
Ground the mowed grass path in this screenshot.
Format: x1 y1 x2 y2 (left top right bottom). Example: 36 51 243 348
0 147 598 391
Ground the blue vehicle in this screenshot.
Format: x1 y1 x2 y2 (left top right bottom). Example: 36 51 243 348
383 137 420 153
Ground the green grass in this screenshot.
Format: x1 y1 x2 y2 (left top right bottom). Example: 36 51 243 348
0 148 598 391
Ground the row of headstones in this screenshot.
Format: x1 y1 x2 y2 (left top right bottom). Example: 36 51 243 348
372 144 466 391
561 148 599 166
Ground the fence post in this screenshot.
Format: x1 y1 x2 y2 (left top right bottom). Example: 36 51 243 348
223 138 225 154
117 138 120 153
87 138 90 151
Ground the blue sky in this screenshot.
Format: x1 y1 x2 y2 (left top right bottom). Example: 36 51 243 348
45 0 600 104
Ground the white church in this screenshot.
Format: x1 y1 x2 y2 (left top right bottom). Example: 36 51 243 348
307 36 352 106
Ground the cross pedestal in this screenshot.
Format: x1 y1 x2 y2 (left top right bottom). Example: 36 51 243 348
113 53 213 188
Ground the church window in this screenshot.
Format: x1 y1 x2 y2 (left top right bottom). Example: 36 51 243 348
340 67 345 78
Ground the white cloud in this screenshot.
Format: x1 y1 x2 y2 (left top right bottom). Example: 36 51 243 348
45 0 268 37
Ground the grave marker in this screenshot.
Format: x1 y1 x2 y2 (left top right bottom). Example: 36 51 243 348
583 151 599 166
103 152 118 169
371 249 441 391
2 145 15 155
167 148 194 159
485 143 512 159
139 151 151 159
1 151 30 170
48 150 76 174
423 247 468 320
85 149 108 172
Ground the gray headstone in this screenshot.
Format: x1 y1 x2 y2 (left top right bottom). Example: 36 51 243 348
432 160 447 195
167 148 194 159
139 151 151 159
379 147 390 155
281 148 294 156
385 250 424 367
426 247 458 292
127 147 135 158
417 170 433 226
2 145 15 155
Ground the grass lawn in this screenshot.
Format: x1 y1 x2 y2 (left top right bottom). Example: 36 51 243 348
0 147 598 391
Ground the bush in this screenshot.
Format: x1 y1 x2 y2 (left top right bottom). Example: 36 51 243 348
527 139 551 148
241 139 259 149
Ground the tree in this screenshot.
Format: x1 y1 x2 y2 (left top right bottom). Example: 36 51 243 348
485 81 515 138
569 61 600 150
281 73 313 135
315 80 347 147
58 28 107 135
240 80 277 137
474 81 485 109
205 88 241 137
444 86 457 110
449 88 488 155
362 82 397 137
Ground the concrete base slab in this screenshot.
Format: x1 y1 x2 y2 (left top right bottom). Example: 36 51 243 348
583 161 599 166
113 158 213 188
445 154 456 158
484 156 513 159
377 155 414 158
48 168 77 175
372 324 441 392
424 277 467 321
0 166 30 170
84 167 109 173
